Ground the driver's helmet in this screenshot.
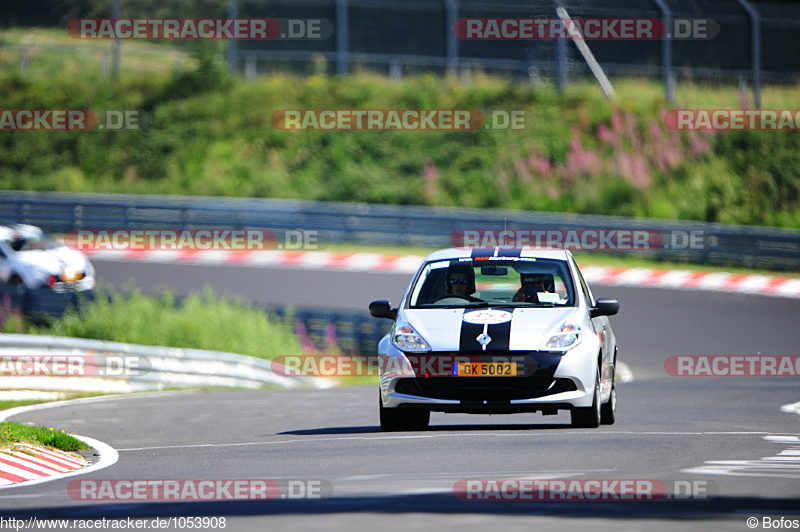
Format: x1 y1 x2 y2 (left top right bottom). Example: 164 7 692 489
520 272 555 292
445 263 476 295
9 229 27 252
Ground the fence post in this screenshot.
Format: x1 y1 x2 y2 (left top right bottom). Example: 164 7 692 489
336 0 350 74
652 0 674 105
737 0 762 109
111 0 120 82
555 37 566 92
444 0 459 75
227 0 239 74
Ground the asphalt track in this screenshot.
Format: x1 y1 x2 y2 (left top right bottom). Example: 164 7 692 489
1 259 798 531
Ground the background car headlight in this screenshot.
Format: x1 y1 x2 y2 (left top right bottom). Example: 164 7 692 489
392 324 431 353
544 323 581 351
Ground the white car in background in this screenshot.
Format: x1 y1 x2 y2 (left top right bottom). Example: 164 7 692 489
0 224 95 293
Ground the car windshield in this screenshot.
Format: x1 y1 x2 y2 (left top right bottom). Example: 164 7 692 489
5 229 58 252
408 257 576 308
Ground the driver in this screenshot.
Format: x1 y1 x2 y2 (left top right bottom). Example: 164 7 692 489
513 273 554 303
9 230 26 252
444 263 482 302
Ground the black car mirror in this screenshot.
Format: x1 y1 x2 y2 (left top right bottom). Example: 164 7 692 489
481 266 507 276
590 298 620 318
369 300 397 320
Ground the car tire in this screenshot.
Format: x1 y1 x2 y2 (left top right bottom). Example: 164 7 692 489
379 394 430 432
600 374 616 425
571 368 601 428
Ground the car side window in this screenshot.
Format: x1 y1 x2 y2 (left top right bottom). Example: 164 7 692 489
571 257 595 308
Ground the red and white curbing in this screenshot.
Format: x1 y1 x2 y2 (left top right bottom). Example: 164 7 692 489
0 443 88 486
82 249 800 299
579 266 800 298
83 249 426 273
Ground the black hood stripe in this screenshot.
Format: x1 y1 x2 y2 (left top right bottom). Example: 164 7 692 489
459 308 514 351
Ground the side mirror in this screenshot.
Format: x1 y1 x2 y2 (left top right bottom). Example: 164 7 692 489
590 298 619 318
369 300 397 320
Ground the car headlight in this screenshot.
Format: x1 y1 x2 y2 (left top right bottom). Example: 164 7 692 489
392 323 431 353
544 323 581 351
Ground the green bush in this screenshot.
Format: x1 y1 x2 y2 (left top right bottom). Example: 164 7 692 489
1 47 799 228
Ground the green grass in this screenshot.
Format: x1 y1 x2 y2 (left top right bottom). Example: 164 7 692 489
0 399 46 411
0 421 89 452
0 392 112 412
24 287 303 362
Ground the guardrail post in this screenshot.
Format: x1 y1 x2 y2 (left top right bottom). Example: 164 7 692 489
389 59 401 81
245 54 257 81
20 46 29 73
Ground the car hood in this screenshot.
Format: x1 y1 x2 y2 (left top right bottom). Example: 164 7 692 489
14 246 90 275
401 307 582 352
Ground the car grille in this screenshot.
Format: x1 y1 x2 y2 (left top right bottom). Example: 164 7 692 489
394 376 577 401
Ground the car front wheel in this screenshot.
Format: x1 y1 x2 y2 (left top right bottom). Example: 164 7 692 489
379 394 430 431
571 368 601 428
600 374 616 425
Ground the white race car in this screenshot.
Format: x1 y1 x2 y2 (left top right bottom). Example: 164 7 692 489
0 224 96 293
369 247 619 431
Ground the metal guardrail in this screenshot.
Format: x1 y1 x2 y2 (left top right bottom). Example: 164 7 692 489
0 333 330 393
2 190 800 271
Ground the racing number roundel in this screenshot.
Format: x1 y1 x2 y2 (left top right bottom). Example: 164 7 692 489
462 310 512 325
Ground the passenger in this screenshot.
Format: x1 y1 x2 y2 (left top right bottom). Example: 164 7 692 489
513 273 554 303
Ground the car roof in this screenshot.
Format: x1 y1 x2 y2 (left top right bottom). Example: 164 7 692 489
423 247 572 262
0 224 45 241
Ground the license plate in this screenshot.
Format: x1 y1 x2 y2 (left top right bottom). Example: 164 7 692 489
453 362 517 377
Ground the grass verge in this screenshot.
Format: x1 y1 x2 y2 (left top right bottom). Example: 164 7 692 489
0 421 89 452
23 286 304 361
